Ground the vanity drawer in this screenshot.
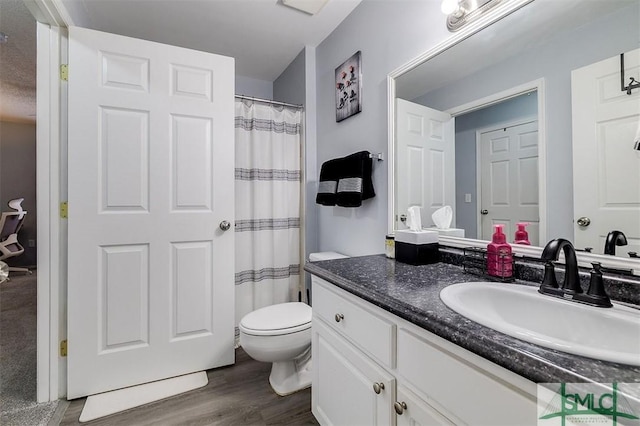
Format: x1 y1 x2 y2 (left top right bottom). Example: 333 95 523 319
312 278 395 368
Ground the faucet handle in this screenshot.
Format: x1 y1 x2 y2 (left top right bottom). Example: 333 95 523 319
573 262 612 308
538 261 563 296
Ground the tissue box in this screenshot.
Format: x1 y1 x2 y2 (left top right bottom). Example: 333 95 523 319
395 230 440 265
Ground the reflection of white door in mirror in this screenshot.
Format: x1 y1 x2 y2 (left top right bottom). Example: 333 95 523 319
479 119 539 246
572 48 640 257
396 99 455 229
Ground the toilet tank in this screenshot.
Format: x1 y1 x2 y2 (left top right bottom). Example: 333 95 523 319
309 251 348 262
306 252 348 306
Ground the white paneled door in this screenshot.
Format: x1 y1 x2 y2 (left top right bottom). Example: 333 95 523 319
572 48 640 256
396 99 455 229
67 27 235 398
479 120 539 245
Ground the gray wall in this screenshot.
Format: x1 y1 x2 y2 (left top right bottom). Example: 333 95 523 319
274 47 320 260
452 93 538 238
0 121 37 267
315 0 450 255
273 47 322 301
236 75 273 99
274 49 306 106
412 3 639 241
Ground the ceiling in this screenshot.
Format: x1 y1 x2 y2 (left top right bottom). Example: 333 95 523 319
0 0 361 123
60 0 362 82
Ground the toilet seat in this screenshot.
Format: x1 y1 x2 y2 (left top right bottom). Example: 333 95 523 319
240 302 311 336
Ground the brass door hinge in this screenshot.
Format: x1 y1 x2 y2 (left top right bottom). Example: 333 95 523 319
60 202 68 219
60 64 68 81
60 340 67 357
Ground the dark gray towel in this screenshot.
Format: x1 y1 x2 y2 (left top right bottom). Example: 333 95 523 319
336 151 375 207
316 158 342 206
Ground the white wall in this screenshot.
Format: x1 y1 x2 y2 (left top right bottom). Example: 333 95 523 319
314 0 450 255
0 120 37 266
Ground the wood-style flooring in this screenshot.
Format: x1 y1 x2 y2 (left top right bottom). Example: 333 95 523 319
59 348 318 425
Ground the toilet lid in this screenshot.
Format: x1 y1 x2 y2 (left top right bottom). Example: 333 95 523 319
240 302 311 333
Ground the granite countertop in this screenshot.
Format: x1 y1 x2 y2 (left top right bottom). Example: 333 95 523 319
304 254 640 386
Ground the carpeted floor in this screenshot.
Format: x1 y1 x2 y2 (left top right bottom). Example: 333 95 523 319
0 271 59 425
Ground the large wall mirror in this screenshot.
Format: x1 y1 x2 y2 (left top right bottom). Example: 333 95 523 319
388 0 640 271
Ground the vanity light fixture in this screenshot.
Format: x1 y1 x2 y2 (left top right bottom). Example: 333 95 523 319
441 0 503 32
282 0 329 15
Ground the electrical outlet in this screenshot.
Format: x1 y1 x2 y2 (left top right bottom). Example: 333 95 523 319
465 193 472 203
28 239 36 247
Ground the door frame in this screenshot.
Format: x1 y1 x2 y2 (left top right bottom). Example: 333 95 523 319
31 0 74 402
474 115 538 240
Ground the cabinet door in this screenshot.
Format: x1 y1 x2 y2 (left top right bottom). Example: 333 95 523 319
396 385 454 426
312 318 395 426
397 328 537 425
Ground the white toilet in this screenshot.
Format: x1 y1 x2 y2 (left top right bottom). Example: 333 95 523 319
239 251 347 396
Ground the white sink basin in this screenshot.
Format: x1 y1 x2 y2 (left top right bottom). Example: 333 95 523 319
440 282 640 366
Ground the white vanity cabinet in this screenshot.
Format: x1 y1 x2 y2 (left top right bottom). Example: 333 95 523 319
311 276 538 426
313 319 395 425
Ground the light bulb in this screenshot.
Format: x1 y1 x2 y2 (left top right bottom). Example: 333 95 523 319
441 0 460 15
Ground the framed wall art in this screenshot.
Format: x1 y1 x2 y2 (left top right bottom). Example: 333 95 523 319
335 51 362 122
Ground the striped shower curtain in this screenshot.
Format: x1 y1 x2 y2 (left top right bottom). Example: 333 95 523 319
234 99 302 326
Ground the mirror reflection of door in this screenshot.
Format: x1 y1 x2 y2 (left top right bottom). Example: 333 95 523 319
396 99 455 229
453 92 538 241
572 48 640 256
478 119 539 246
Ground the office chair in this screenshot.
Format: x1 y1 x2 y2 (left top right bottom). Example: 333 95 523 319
0 198 31 275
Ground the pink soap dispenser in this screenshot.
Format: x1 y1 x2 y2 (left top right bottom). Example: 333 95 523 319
514 222 531 245
487 224 513 278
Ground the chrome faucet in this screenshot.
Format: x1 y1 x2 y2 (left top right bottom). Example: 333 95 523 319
604 230 627 255
539 238 582 296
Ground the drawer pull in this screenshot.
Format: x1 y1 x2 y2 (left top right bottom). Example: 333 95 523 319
373 382 385 394
334 313 344 322
394 401 407 415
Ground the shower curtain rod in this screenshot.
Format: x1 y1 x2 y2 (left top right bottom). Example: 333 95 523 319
235 94 304 110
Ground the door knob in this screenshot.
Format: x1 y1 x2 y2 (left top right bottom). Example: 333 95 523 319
576 217 591 227
219 220 231 231
334 313 344 323
373 382 385 394
480 209 488 215
394 401 408 415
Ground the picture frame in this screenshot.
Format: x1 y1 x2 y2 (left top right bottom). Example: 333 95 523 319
335 51 362 122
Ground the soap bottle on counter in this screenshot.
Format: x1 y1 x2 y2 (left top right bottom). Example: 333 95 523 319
385 234 395 259
487 224 513 278
514 222 531 245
